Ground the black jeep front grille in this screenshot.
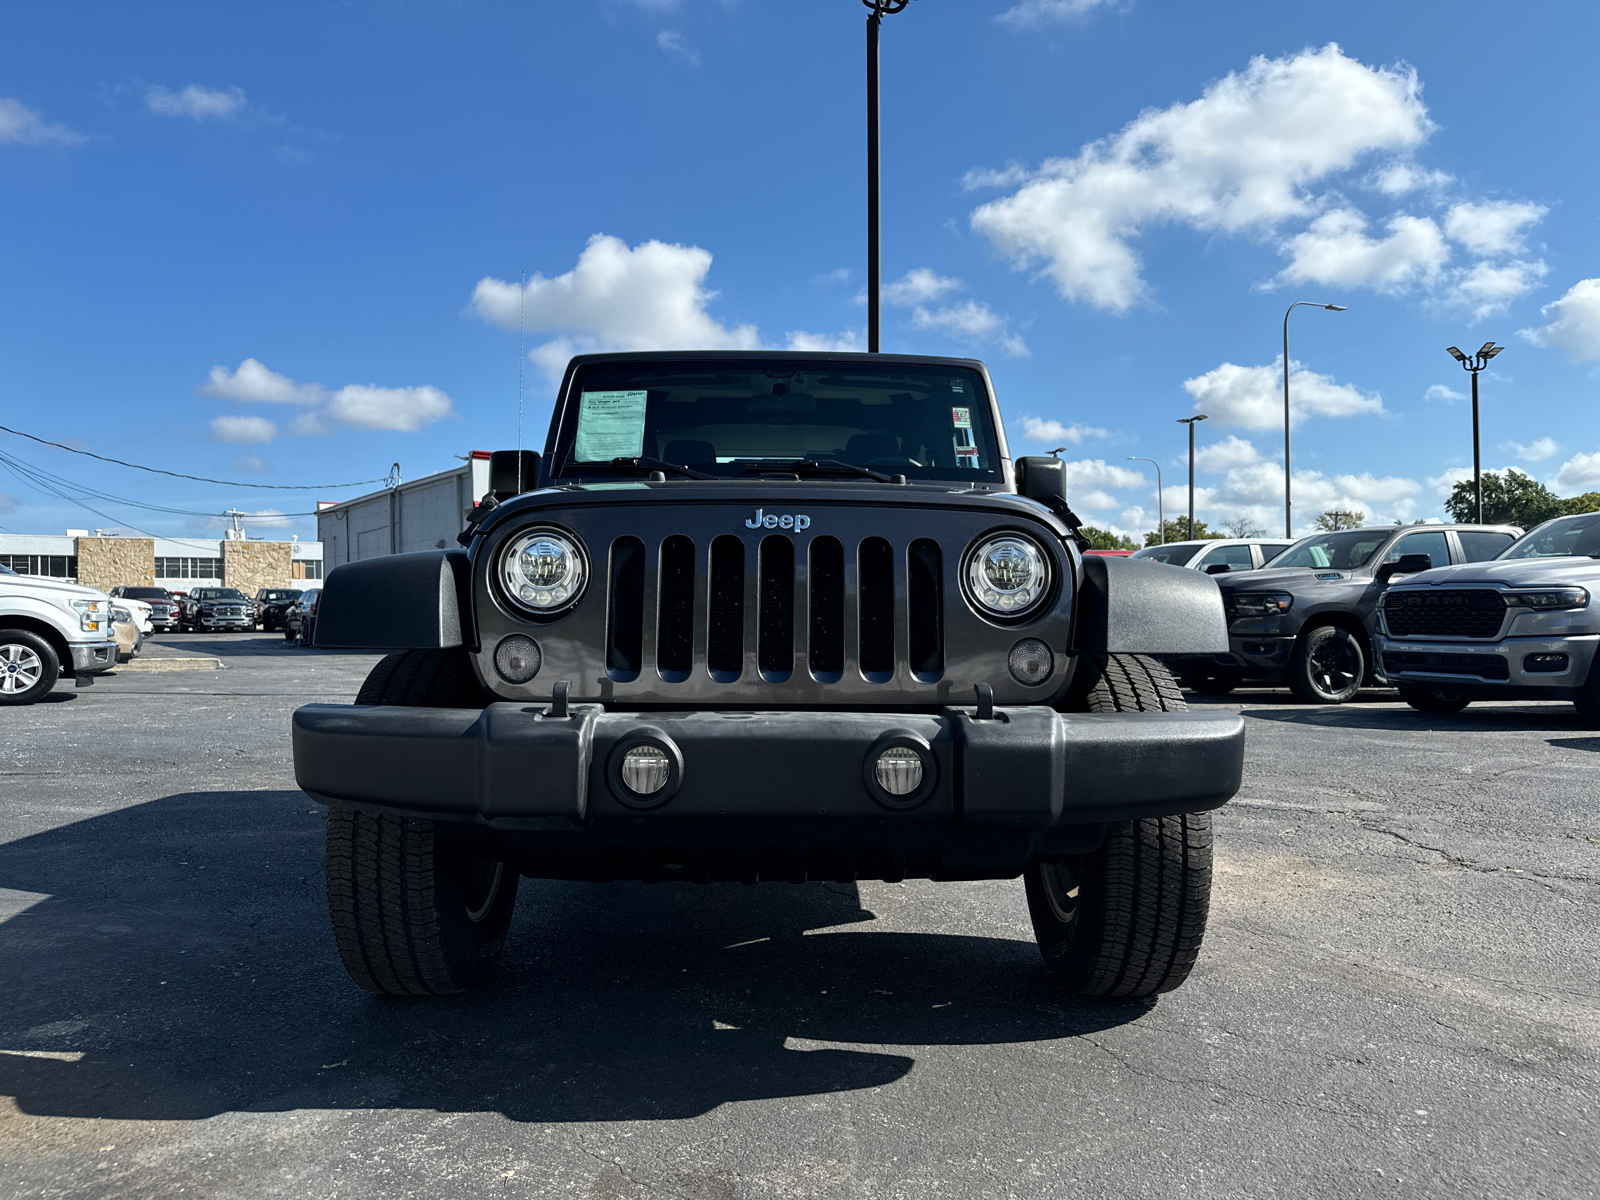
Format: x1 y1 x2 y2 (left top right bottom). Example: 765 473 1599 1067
1384 589 1505 638
808 537 845 680
706 535 745 680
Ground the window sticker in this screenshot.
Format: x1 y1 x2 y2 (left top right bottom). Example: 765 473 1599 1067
574 390 648 462
951 406 972 428
951 379 965 393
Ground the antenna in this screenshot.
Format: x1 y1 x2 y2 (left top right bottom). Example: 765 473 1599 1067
517 268 526 451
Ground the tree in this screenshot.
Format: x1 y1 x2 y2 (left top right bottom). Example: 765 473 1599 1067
1223 516 1267 538
1444 469 1564 528
1560 491 1600 517
1314 509 1364 531
1143 518 1225 546
1080 525 1139 551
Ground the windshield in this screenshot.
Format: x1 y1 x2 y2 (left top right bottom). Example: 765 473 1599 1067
551 359 1002 482
1130 543 1202 566
123 588 171 600
1501 512 1600 559
194 588 248 601
0 563 15 576
1268 530 1391 570
261 590 301 601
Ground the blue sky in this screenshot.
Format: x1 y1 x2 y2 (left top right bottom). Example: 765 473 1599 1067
2 0 1597 543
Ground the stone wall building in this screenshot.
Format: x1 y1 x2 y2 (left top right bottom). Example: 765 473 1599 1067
221 540 293 594
76 537 156 591
0 534 322 591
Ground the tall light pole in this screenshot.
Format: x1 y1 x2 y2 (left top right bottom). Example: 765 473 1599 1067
1177 415 1207 540
864 0 910 353
1283 300 1347 537
1446 341 1503 523
1127 456 1164 544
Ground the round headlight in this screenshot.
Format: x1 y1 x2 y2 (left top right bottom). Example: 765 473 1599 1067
500 529 586 614
965 534 1050 619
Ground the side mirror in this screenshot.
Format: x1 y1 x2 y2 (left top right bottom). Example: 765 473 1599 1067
1378 552 1432 581
488 449 541 500
1015 456 1067 507
1204 563 1231 575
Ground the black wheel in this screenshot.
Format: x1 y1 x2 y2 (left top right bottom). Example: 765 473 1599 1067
284 626 297 643
0 630 60 706
1398 685 1471 714
1025 653 1213 998
1287 624 1365 704
326 649 512 995
1179 668 1242 695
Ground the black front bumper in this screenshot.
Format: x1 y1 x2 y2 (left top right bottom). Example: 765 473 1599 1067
293 703 1244 879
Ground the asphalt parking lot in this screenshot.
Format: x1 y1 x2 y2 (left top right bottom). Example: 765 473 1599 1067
2 633 1597 1199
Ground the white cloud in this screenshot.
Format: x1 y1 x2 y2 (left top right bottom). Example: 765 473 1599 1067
1425 383 1465 403
1193 434 1263 472
961 163 1031 192
191 508 293 532
1020 417 1108 445
1183 461 1421 531
882 269 962 306
1275 208 1448 292
968 44 1431 311
1060 458 1146 491
813 267 853 285
1554 453 1600 494
470 234 760 383
0 97 84 146
1520 278 1600 361
997 0 1116 28
1369 161 1453 195
209 415 277 445
656 31 700 67
1183 358 1383 430
1443 201 1546 256
910 300 1029 357
1505 437 1559 463
145 84 246 120
784 330 864 352
1446 258 1548 321
0 491 20 515
232 454 270 474
200 360 454 435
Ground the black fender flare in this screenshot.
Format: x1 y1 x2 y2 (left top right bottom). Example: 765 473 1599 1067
1074 556 1229 656
313 550 476 651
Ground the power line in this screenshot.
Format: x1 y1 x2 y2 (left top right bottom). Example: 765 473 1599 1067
0 423 395 491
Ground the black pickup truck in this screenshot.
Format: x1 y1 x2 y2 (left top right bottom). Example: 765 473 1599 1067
292 351 1245 1000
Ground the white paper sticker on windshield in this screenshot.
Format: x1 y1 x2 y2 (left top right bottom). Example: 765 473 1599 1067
574 390 648 462
951 406 971 428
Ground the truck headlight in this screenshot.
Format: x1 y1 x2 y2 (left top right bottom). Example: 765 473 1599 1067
500 529 587 614
68 598 105 632
1501 587 1588 610
1229 593 1293 622
964 534 1050 619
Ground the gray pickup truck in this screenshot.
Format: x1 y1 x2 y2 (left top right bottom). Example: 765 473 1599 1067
1169 523 1521 702
292 350 1246 1001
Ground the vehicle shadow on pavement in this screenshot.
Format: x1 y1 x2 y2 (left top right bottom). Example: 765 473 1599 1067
145 635 333 659
1241 705 1588 734
0 790 1147 1125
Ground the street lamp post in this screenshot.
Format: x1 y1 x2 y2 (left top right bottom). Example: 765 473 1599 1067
1446 341 1503 523
1177 415 1207 540
1127 456 1164 544
1282 300 1348 537
863 0 910 354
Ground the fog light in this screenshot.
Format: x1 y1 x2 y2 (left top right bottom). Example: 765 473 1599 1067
494 635 541 683
621 745 672 795
1524 652 1569 674
874 747 924 796
1007 638 1053 686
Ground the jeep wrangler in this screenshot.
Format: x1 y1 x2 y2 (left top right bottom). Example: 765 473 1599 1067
292 351 1244 999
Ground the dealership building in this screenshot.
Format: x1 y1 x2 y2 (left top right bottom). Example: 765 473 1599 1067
0 532 323 595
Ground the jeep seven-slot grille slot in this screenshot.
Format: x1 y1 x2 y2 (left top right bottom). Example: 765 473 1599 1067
1384 589 1506 638
604 533 942 685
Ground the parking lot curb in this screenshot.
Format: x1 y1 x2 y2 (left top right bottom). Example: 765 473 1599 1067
117 656 226 672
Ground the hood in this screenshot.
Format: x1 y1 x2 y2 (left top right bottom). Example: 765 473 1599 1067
1215 566 1358 591
2 575 110 601
1390 557 1600 588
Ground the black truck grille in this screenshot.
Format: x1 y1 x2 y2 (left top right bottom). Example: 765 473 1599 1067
1384 590 1505 638
604 533 943 685
1383 651 1510 680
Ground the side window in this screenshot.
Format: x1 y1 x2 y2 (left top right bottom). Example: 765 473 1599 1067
1457 531 1515 563
1201 544 1256 571
1257 543 1292 566
1387 531 1450 570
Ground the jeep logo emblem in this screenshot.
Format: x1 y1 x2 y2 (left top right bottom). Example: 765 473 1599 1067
744 508 810 531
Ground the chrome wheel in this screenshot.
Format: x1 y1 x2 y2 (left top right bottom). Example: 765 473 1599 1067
0 644 44 694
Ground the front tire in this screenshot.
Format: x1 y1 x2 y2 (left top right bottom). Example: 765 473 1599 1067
1287 624 1365 704
325 649 513 995
0 631 60 706
1026 653 1214 998
1398 685 1471 714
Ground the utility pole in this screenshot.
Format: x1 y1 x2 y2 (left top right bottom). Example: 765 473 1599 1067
1177 415 1207 540
864 0 910 353
1282 300 1347 538
1127 456 1164 544
1446 342 1503 523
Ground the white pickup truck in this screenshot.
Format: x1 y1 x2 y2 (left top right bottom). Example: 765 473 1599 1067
0 562 120 704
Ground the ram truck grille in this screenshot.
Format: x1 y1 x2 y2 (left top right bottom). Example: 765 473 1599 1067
1382 650 1510 680
1384 590 1505 639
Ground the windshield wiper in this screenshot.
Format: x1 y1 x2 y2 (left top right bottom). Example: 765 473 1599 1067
590 456 715 481
745 459 894 483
